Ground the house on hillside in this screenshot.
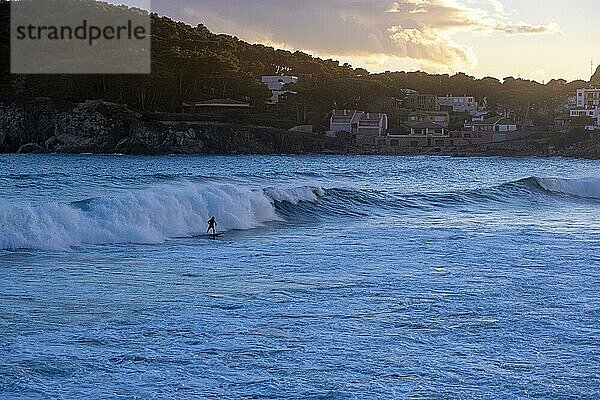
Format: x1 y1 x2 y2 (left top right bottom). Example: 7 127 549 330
576 88 600 108
438 95 478 114
402 93 440 111
330 110 362 135
386 120 449 148
464 115 517 132
557 92 578 112
570 108 597 118
458 115 523 144
565 89 600 130
569 108 600 129
402 121 447 136
261 76 298 104
408 111 450 127
329 110 388 137
357 113 389 136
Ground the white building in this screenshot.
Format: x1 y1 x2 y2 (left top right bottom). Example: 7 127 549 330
464 116 517 132
329 110 388 136
261 75 298 104
570 108 598 118
357 113 389 136
576 88 600 109
438 95 478 114
570 107 600 130
330 110 361 136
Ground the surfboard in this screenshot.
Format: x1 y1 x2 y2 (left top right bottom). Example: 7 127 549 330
204 232 224 238
190 232 224 239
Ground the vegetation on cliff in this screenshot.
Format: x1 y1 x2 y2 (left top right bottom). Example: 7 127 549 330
0 0 598 158
0 0 593 127
0 99 325 154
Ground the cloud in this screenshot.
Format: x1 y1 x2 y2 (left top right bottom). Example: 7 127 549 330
152 0 560 71
487 0 506 15
491 21 562 35
387 25 476 66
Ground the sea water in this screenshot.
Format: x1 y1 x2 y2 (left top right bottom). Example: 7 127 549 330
0 154 599 399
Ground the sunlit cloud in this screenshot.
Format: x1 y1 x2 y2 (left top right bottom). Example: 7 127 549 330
487 0 506 15
163 0 561 72
387 26 476 67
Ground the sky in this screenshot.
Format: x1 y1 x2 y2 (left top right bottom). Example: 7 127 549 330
121 0 598 83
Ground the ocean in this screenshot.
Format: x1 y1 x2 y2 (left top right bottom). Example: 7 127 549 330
1 154 599 399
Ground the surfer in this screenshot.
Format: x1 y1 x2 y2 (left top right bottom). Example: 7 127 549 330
206 216 217 234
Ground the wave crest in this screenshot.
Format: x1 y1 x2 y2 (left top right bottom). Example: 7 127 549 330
0 183 322 250
533 177 600 199
2 176 597 250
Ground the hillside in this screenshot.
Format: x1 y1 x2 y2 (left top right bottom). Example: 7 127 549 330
0 0 593 131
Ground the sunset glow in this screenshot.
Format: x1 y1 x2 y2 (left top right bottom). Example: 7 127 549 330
145 0 598 82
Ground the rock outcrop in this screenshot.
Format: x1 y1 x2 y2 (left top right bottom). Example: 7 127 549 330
17 143 47 154
0 99 58 152
1 99 598 158
0 99 324 155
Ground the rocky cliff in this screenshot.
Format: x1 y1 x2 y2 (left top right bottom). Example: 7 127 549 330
2 99 598 158
0 99 324 155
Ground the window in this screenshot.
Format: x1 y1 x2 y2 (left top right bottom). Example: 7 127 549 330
391 139 399 146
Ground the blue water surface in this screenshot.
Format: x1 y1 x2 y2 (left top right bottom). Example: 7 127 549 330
0 154 599 399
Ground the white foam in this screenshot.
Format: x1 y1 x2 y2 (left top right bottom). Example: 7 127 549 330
0 182 324 250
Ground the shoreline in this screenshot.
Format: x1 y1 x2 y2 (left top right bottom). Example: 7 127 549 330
1 99 599 159
3 149 599 160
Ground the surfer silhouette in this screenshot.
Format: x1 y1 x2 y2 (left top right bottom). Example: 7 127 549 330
206 216 217 234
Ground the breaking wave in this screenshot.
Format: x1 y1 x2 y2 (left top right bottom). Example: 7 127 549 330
1 176 597 250
529 177 600 200
0 183 323 250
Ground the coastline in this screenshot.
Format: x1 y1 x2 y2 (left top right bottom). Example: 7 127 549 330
1 98 599 159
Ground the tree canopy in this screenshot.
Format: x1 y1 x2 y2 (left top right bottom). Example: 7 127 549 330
0 0 593 128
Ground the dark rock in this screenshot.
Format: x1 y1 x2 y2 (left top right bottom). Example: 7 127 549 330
44 136 59 151
2 98 596 158
51 101 138 153
0 99 323 155
17 143 47 154
0 99 58 152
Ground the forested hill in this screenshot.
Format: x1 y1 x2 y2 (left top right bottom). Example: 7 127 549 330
0 0 368 110
0 0 593 121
